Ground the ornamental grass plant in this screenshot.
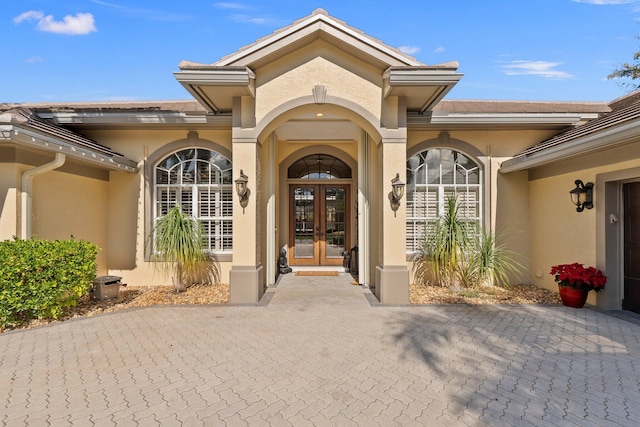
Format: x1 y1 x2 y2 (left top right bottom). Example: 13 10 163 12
411 194 525 289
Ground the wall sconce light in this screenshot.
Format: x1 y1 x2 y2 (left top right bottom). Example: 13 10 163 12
235 169 250 213
570 180 593 212
389 173 406 216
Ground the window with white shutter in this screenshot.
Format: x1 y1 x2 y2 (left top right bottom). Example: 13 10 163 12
154 148 233 254
406 148 482 253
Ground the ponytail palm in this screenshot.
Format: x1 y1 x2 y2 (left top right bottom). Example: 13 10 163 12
147 206 217 292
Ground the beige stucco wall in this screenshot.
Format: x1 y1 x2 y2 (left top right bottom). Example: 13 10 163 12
368 138 381 282
255 40 382 124
31 167 109 275
1 148 110 275
0 151 19 240
84 129 232 161
494 167 531 284
528 153 640 306
407 129 562 158
379 142 408 265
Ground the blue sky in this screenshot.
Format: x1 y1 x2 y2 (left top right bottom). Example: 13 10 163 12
3 0 640 103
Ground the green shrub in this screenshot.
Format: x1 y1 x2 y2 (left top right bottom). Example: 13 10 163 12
0 237 98 328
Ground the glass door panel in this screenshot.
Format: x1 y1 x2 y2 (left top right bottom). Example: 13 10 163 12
291 186 319 264
323 187 346 260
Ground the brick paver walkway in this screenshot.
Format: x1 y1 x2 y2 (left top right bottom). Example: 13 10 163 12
2 273 640 426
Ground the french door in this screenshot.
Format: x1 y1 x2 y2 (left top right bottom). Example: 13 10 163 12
289 185 349 266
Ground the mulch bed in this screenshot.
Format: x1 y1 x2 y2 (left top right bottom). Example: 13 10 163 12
411 283 562 305
2 282 561 333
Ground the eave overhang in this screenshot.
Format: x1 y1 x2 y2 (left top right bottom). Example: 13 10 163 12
42 111 232 129
384 65 463 113
500 119 640 173
173 65 255 113
407 111 597 130
0 109 138 173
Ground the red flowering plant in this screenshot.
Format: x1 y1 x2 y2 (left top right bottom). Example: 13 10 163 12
550 263 607 292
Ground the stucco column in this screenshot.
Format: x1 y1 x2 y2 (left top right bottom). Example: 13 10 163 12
0 158 19 240
375 138 409 304
229 138 264 303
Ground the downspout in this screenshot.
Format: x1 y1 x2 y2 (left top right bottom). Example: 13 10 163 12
21 152 66 239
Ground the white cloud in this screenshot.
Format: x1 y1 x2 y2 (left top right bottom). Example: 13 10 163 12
229 14 286 25
25 56 44 64
38 13 96 35
14 10 96 35
572 0 638 4
13 10 44 24
91 0 122 8
215 2 249 9
91 1 192 21
399 45 420 55
433 46 446 54
231 14 268 24
502 60 574 79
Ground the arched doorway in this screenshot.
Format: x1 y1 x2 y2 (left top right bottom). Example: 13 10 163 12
287 154 352 266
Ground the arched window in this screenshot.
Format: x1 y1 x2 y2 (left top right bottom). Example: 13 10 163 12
288 154 352 179
406 148 482 252
154 148 233 253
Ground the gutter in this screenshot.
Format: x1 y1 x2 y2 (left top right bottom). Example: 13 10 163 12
0 124 138 173
21 153 66 239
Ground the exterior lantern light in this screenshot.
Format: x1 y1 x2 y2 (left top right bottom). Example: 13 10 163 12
235 169 250 212
570 180 593 212
389 173 405 216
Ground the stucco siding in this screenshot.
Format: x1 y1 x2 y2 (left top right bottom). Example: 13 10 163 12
85 129 233 161
407 130 561 158
255 40 382 124
0 153 19 240
32 169 109 275
494 168 531 285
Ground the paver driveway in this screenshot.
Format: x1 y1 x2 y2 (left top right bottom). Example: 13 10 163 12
2 273 640 426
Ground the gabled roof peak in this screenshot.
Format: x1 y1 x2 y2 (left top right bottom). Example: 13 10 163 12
210 8 423 68
311 8 329 16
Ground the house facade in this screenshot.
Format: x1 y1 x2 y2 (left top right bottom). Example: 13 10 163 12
1 9 639 311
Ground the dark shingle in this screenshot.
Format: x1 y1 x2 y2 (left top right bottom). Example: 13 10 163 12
515 95 640 157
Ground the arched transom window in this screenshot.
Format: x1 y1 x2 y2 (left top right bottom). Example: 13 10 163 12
155 148 233 253
288 154 352 179
406 148 482 252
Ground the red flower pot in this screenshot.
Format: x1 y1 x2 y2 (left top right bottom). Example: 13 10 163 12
558 286 588 308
